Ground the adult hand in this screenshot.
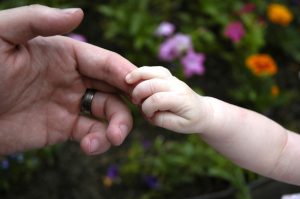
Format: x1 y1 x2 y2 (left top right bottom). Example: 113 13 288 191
0 5 136 155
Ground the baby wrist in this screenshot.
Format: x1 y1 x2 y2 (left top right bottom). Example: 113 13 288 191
191 96 215 134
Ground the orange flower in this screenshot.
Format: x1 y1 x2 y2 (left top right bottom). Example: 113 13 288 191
271 85 280 97
267 4 293 26
246 54 278 76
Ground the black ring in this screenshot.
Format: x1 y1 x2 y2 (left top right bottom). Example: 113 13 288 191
80 89 97 116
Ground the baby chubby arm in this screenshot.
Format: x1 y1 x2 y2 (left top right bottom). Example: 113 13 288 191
201 97 300 185
126 66 300 185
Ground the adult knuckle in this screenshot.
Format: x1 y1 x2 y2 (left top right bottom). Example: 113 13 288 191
101 52 120 75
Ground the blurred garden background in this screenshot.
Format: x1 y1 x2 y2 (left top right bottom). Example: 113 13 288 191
0 0 300 199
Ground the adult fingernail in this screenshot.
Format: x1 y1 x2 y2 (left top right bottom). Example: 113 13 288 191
119 125 129 141
62 8 81 14
90 139 100 153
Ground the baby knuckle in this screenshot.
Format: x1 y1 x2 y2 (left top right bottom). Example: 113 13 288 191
150 93 161 104
148 80 156 94
27 4 44 9
154 66 169 74
161 67 171 75
156 114 166 128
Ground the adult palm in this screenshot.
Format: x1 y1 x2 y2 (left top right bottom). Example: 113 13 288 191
0 5 135 155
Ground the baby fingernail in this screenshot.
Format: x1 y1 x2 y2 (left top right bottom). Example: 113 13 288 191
125 74 133 83
62 8 81 14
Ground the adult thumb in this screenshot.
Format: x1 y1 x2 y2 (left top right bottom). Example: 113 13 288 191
0 4 83 45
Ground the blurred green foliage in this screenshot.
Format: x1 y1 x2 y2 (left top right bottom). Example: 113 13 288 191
115 135 253 199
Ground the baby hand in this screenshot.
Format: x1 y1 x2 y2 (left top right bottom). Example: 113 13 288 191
125 66 211 134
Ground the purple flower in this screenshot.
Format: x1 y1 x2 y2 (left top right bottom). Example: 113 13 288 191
143 175 160 189
159 33 192 61
1 159 9 170
106 165 119 179
68 33 87 42
291 0 300 5
142 139 152 150
155 22 175 37
10 153 24 163
224 21 246 43
181 49 206 78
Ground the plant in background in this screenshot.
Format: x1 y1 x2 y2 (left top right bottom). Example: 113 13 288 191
155 22 175 37
158 33 192 62
102 135 254 199
0 147 56 192
156 22 206 79
102 165 120 188
246 54 278 76
224 21 246 43
271 85 280 98
1 154 30 191
181 49 206 78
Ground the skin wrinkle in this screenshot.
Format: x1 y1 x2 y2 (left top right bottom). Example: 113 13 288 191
50 83 84 142
44 100 51 148
23 108 46 148
155 111 165 129
52 37 78 74
101 51 116 81
148 78 156 99
69 115 79 141
0 53 39 115
105 95 124 145
104 95 113 122
0 37 16 52
36 47 77 144
268 128 289 178
87 121 97 143
202 98 217 133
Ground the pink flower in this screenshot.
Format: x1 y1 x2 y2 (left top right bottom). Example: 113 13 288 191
68 33 87 42
224 21 246 43
181 49 205 78
155 22 175 37
159 33 192 61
